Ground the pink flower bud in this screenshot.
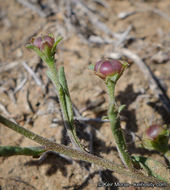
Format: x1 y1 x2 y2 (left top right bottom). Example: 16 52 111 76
32 35 54 51
43 36 54 49
32 37 42 49
142 124 169 153
145 124 163 140
94 59 123 79
27 34 62 65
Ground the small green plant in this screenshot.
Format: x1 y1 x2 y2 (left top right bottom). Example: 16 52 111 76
90 59 133 170
142 124 170 161
0 35 169 186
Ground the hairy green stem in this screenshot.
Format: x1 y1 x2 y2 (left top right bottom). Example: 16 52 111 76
47 64 84 151
0 114 168 186
27 37 84 151
58 67 85 151
0 146 45 157
106 80 134 170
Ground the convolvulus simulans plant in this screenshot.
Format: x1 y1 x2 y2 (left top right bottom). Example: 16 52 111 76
0 35 169 187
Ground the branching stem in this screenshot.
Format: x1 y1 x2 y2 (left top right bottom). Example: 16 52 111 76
47 64 84 151
0 114 169 186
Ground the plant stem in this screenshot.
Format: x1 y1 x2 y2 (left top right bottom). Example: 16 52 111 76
47 64 84 151
0 146 45 157
106 79 134 170
58 67 85 151
0 114 168 185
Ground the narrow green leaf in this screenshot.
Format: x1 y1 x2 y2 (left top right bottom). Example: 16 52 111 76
51 36 63 55
58 67 85 151
58 67 74 123
88 64 95 71
118 104 126 113
0 146 45 157
26 44 47 62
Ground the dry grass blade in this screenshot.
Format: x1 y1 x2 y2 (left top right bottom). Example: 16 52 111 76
22 62 44 89
0 103 11 117
16 0 47 18
0 61 20 73
116 48 170 113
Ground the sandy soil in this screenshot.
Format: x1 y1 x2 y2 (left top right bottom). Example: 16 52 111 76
0 0 170 189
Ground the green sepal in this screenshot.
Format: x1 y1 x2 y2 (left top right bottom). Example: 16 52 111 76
118 104 126 113
26 44 49 64
121 61 129 67
106 73 119 84
143 127 169 153
51 36 63 55
26 44 45 58
88 64 95 71
142 135 169 153
43 43 53 59
48 33 54 38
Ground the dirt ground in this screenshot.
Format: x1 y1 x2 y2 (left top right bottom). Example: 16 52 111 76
0 0 170 190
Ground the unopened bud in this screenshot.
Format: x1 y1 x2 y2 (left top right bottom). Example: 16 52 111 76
27 34 62 65
32 35 54 51
142 124 169 153
94 59 123 79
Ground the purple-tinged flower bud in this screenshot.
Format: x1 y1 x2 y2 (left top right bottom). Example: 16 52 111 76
32 35 54 51
145 124 163 140
32 37 42 49
142 124 169 153
94 59 124 80
43 36 54 48
26 34 62 66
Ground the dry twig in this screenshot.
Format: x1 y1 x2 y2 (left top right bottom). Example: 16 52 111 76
0 61 20 73
118 7 170 22
115 48 170 113
22 62 44 89
0 103 11 117
16 0 48 18
14 78 27 94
